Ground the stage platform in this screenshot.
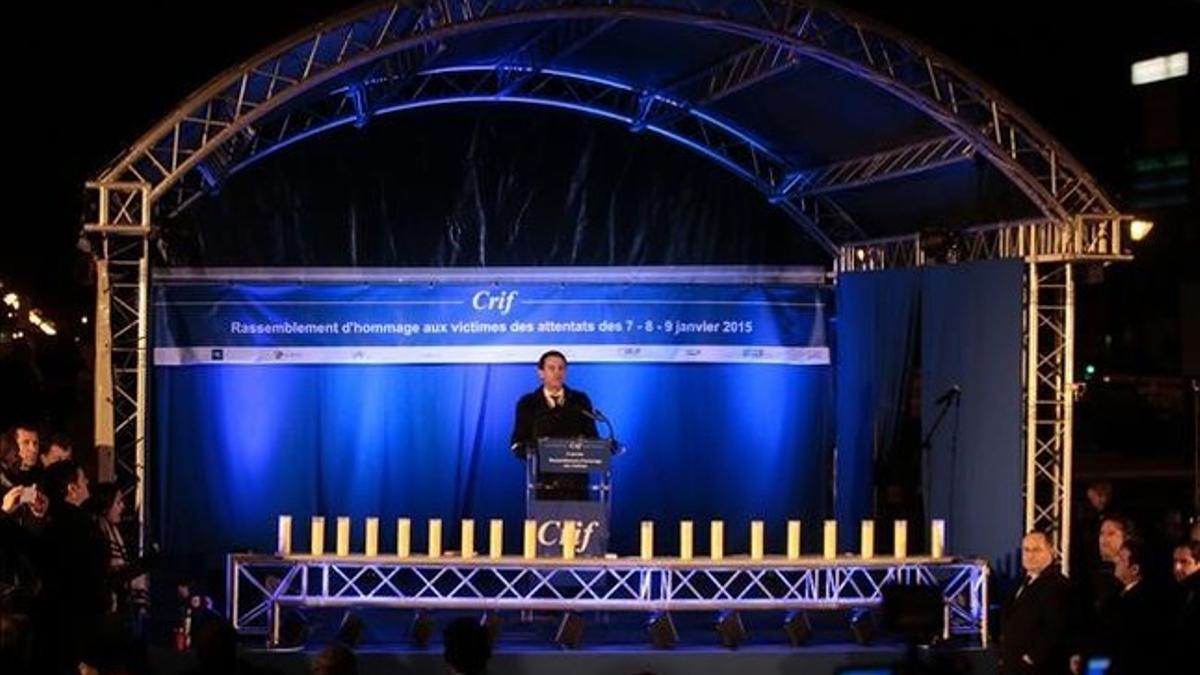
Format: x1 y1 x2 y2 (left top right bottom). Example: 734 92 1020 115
229 552 989 646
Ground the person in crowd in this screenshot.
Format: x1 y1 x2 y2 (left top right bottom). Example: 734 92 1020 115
40 432 73 468
1 493 40 675
180 616 279 675
444 616 492 675
1097 514 1134 565
1169 539 1199 663
1000 531 1070 674
0 612 35 675
34 460 109 674
1105 539 1163 675
0 424 42 489
1069 513 1137 674
90 485 150 614
1071 481 1115 576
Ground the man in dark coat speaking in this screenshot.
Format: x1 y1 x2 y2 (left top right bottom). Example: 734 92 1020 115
510 350 598 500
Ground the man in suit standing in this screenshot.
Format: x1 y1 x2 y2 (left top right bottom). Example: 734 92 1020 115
1105 538 1162 675
510 350 599 500
1169 539 1199 668
1000 531 1070 674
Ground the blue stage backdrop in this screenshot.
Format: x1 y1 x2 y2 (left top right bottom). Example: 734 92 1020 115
153 268 835 560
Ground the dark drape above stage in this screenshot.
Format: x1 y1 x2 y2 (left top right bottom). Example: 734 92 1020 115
163 107 824 269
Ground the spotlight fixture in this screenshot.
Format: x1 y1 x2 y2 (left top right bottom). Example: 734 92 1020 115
1129 219 1154 242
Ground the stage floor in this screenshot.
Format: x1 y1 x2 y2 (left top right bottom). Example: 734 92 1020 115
151 643 994 675
153 610 994 674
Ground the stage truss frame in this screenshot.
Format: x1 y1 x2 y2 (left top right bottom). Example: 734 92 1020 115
227 554 989 646
83 1 1129 558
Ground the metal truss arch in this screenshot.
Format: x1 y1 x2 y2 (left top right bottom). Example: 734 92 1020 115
91 0 1118 248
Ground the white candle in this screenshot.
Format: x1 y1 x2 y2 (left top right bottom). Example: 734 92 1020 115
428 519 442 558
710 521 725 561
640 521 654 561
823 520 837 560
277 515 292 556
489 519 504 559
364 518 379 557
461 519 475 559
931 519 945 558
750 521 765 560
336 517 351 557
860 520 875 559
679 521 694 561
786 520 801 560
523 519 537 559
310 516 325 556
894 520 908 559
396 518 411 558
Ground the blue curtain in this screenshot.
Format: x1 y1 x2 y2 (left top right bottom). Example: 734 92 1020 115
921 260 1024 574
155 363 833 560
833 269 921 548
835 262 1024 567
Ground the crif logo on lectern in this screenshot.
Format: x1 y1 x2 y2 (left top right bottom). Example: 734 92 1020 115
529 500 609 557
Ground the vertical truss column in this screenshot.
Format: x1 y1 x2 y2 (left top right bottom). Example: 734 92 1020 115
85 182 152 553
1024 262 1075 569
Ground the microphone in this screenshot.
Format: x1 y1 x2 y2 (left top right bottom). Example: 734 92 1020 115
935 385 961 405
575 406 617 447
577 407 609 424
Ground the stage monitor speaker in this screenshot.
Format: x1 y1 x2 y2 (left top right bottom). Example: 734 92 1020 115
849 608 874 645
274 608 309 648
335 611 365 648
783 610 813 646
410 611 435 648
881 582 943 643
646 612 678 649
715 610 747 649
480 611 503 647
555 612 585 649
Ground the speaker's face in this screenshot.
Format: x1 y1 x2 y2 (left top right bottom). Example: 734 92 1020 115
538 356 567 390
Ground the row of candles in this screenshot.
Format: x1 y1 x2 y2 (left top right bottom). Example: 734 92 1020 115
276 515 948 561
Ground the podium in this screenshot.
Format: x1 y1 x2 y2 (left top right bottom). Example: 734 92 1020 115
526 437 614 557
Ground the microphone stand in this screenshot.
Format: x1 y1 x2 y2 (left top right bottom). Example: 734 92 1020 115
922 388 962 536
579 407 621 454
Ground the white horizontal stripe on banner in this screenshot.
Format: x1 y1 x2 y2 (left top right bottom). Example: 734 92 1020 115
154 345 831 366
